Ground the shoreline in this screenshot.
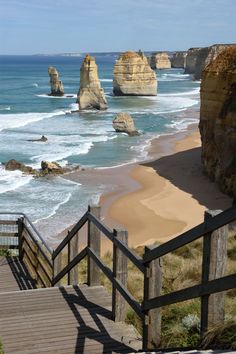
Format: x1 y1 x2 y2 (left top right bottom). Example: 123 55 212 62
62 117 232 253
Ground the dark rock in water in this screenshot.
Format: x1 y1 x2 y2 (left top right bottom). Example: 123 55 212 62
41 161 65 175
113 112 140 136
48 67 64 96
5 159 39 175
27 135 48 142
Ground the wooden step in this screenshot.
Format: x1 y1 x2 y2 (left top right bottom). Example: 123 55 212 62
0 285 141 354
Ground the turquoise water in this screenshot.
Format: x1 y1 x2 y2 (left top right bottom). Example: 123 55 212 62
0 54 200 242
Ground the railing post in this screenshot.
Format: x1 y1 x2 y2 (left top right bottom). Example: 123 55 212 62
17 217 24 261
53 252 62 287
143 245 162 350
201 210 228 336
87 205 101 286
68 233 79 285
112 229 128 322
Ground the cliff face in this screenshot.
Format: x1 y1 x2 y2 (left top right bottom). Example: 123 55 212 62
78 55 108 110
113 51 157 96
184 48 202 75
149 52 171 70
199 46 236 196
48 67 64 96
171 51 187 68
185 44 234 80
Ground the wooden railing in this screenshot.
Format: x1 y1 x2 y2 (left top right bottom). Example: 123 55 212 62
1 204 236 351
0 212 53 288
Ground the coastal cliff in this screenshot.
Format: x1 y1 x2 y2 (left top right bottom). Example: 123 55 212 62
185 44 234 80
199 46 236 196
78 54 108 110
149 52 171 70
113 51 157 96
171 51 187 68
48 67 64 96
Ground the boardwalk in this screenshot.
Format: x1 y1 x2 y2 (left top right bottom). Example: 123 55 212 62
0 265 141 354
0 256 36 293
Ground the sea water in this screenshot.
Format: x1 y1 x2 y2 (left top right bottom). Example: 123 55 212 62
0 54 200 242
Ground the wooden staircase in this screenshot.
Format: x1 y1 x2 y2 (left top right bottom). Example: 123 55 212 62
0 283 141 354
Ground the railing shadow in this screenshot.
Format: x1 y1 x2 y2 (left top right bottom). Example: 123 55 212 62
59 285 138 354
7 256 37 290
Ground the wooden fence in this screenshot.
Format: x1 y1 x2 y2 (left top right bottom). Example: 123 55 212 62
1 204 236 351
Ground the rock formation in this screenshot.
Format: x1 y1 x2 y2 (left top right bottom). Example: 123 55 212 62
78 54 108 110
184 47 202 75
185 44 235 80
112 112 139 136
199 46 236 196
113 51 157 96
149 52 171 70
5 159 38 175
171 51 187 68
27 136 48 142
41 161 65 175
48 67 64 96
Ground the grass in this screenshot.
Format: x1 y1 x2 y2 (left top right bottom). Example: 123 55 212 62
56 232 236 349
0 249 10 256
0 341 3 354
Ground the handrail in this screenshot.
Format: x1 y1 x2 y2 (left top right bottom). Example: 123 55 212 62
0 212 53 254
143 204 236 264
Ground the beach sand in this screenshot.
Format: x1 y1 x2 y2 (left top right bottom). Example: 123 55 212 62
64 124 232 253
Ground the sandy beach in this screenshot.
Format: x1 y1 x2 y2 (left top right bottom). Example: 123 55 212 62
64 123 232 253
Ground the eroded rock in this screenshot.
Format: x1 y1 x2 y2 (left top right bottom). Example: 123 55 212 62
199 46 236 196
5 159 39 175
41 161 65 175
78 54 108 110
27 135 48 142
48 67 64 96
171 51 187 68
113 112 139 136
149 52 171 70
113 51 157 96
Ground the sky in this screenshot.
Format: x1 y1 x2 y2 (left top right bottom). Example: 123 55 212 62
0 0 235 54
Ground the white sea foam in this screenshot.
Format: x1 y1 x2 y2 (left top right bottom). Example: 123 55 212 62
31 142 93 163
0 110 65 132
0 106 11 111
158 87 200 97
37 94 77 99
32 83 38 87
34 192 73 224
0 165 33 194
165 118 198 131
100 79 113 82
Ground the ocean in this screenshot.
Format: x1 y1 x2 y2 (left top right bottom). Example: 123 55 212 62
0 53 200 242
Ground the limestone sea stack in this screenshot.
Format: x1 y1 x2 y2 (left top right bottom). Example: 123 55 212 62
199 46 236 196
112 112 139 136
78 54 108 110
113 51 157 96
48 67 64 96
149 52 171 70
171 51 187 68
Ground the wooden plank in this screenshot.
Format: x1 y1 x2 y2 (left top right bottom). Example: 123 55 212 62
143 245 162 350
112 229 128 322
143 273 236 311
0 232 18 237
0 220 17 225
69 232 79 285
53 212 88 258
88 247 144 320
143 204 236 263
87 205 101 286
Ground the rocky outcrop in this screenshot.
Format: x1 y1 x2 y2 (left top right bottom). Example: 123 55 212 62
112 112 139 136
78 55 108 110
184 47 202 75
149 52 171 70
185 44 234 80
171 51 187 68
5 159 38 175
199 46 236 196
27 136 48 142
41 161 65 174
48 67 64 96
113 51 157 96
